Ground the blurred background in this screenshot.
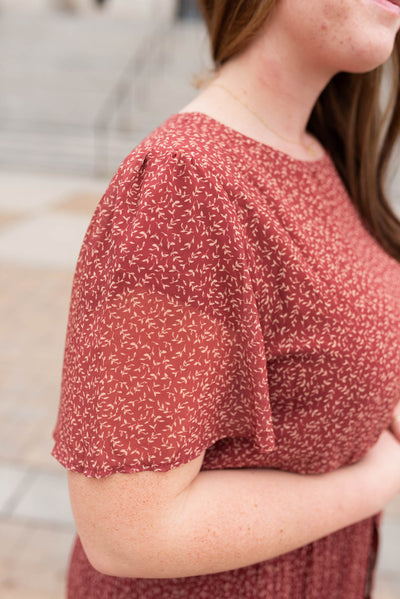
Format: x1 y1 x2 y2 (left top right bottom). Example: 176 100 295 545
0 1 399 597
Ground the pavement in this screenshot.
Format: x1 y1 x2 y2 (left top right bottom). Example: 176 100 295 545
0 7 399 599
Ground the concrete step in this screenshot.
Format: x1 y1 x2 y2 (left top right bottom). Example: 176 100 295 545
0 13 207 175
0 125 142 176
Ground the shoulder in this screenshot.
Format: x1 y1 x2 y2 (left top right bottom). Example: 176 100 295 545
78 116 247 270
109 113 237 197
90 115 246 243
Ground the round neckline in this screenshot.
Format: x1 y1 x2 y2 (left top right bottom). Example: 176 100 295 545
172 111 330 169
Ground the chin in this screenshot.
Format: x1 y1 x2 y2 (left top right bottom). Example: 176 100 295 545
341 42 396 74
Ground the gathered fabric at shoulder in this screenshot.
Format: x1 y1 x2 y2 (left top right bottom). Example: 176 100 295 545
52 149 275 479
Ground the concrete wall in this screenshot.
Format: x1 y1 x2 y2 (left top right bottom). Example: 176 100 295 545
105 0 177 19
0 0 50 11
0 0 178 19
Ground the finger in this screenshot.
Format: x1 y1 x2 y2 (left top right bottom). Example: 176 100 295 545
390 413 400 441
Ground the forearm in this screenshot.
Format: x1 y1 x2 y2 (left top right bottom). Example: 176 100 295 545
108 463 373 579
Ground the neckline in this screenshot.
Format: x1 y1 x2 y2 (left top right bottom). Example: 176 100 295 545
171 111 330 169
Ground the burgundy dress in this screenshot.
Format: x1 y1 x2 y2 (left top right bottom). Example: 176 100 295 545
52 112 400 598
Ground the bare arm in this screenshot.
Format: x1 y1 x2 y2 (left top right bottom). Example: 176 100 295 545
68 428 400 579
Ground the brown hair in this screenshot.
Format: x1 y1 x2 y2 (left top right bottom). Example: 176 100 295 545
197 0 400 261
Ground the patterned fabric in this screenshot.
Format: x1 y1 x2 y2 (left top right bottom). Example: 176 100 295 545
52 112 400 598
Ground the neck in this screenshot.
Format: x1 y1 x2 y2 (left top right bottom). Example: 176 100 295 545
182 9 337 161
214 24 333 149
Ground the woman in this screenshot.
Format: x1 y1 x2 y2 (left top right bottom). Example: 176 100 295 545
53 1 400 597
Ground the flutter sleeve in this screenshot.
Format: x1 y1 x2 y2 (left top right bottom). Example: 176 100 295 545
52 150 275 478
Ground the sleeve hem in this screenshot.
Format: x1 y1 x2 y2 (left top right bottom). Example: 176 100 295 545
52 430 275 479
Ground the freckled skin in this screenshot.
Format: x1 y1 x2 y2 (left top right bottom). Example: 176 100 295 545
267 0 400 76
322 1 350 22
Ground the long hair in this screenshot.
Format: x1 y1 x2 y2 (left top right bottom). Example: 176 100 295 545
197 0 400 261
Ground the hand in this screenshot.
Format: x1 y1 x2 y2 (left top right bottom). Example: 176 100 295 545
389 400 400 442
356 429 400 512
